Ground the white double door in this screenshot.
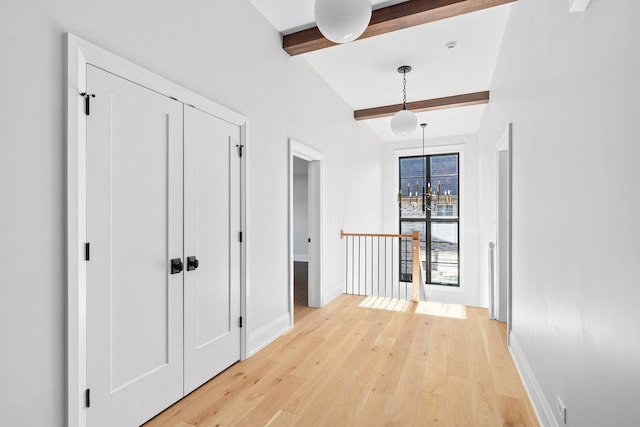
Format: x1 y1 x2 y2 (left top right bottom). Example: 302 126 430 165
86 65 241 427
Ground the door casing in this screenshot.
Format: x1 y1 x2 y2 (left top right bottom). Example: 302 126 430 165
66 33 247 427
496 123 513 340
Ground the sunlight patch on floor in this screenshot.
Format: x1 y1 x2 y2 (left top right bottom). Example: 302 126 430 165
358 296 412 312
415 301 467 319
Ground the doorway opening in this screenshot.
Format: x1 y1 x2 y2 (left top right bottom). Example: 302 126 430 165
289 139 323 326
293 157 310 320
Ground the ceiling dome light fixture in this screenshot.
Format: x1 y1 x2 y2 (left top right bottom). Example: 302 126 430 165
445 40 458 49
391 65 417 136
314 0 372 44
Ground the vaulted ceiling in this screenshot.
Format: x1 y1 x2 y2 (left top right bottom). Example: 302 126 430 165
250 0 513 142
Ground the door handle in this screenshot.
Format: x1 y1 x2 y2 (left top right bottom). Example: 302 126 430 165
171 258 183 274
186 256 199 271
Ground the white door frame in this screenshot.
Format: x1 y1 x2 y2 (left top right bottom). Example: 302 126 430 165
496 123 513 341
66 33 247 427
288 139 323 322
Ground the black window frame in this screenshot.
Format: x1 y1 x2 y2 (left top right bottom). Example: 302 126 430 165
398 153 460 287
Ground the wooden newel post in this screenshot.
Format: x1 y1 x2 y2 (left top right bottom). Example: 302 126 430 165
411 231 420 302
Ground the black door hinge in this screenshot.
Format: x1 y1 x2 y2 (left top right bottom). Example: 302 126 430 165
236 144 244 157
85 389 90 408
80 92 95 116
239 316 243 328
85 243 90 261
239 231 243 243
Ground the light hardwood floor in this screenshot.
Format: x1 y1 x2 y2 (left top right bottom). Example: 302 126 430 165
145 282 538 426
293 262 310 322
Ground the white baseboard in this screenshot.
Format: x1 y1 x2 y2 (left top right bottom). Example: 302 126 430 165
247 312 291 357
294 253 309 262
509 332 558 427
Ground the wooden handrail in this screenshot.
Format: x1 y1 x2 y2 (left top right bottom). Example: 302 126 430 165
340 229 415 239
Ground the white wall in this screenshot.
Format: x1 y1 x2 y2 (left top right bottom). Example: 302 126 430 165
293 158 309 261
0 1 384 425
478 0 640 425
382 134 480 307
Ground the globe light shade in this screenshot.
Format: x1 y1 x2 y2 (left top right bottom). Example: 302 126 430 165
391 109 418 135
314 0 372 44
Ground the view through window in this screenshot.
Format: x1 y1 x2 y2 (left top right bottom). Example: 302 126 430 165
399 154 459 286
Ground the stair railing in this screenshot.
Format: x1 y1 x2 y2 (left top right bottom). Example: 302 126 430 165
340 230 427 302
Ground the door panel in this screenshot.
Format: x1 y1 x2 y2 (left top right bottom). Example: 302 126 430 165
183 107 241 394
86 65 184 427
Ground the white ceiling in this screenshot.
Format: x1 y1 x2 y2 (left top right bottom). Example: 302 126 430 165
249 0 512 142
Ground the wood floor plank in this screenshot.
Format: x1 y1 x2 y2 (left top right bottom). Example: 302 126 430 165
497 394 539 427
467 318 502 425
320 368 378 425
444 376 475 426
282 319 372 415
198 357 303 426
422 323 450 396
323 330 398 425
230 373 305 426
371 310 416 396
296 368 359 425
415 391 446 426
446 321 471 379
481 315 527 399
354 390 391 426
144 357 275 426
407 313 432 360
386 357 425 425
144 294 538 427
264 410 302 427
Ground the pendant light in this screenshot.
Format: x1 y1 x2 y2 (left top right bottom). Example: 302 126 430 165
314 0 372 44
391 65 417 135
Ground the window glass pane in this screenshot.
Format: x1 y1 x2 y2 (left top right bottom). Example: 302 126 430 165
430 222 459 285
400 222 426 282
430 154 458 176
430 155 458 218
399 157 427 219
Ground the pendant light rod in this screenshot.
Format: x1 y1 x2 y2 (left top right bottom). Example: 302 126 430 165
421 123 427 213
398 65 411 110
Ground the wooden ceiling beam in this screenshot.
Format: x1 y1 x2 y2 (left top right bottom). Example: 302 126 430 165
354 90 489 120
283 0 517 56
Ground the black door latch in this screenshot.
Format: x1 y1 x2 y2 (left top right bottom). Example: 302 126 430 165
171 258 183 274
187 256 199 271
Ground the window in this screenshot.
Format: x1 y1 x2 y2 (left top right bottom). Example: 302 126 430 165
399 154 459 286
